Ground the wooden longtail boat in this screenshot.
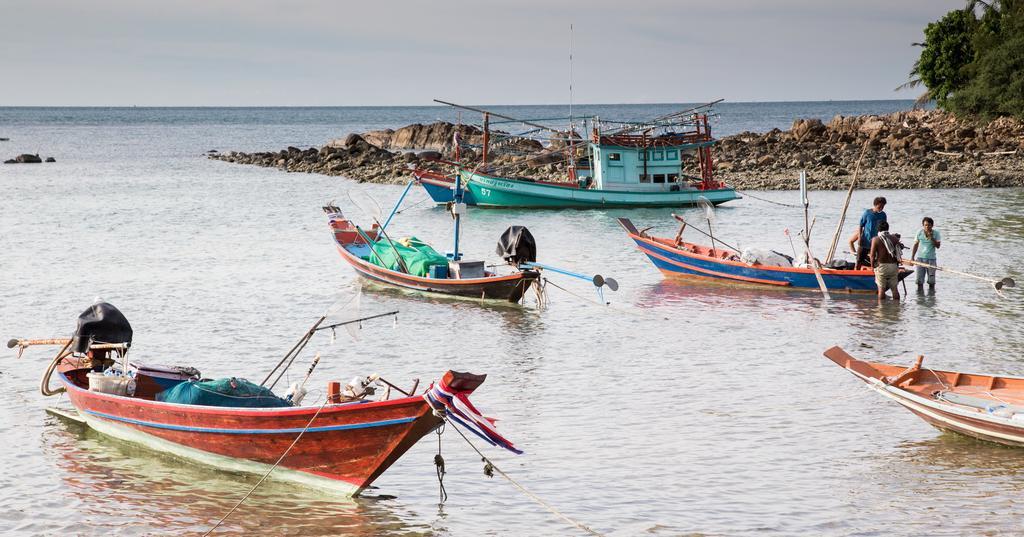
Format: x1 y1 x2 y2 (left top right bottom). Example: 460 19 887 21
619 218 911 292
414 100 739 209
824 346 1024 447
326 208 538 302
20 303 519 496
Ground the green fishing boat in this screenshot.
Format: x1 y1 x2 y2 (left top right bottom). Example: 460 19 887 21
414 100 740 209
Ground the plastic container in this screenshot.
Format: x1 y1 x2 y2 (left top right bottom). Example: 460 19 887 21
87 372 132 396
428 264 449 279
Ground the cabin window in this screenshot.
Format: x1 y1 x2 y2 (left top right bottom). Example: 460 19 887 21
667 173 679 182
608 152 621 162
666 150 678 160
639 174 651 183
653 150 664 161
653 174 666 183
638 151 647 161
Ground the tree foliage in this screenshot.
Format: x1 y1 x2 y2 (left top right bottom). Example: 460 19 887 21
913 9 976 108
909 1 1024 119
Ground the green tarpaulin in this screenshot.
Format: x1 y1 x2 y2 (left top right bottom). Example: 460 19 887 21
156 377 292 408
363 236 448 277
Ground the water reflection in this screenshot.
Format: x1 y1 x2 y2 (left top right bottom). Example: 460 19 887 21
41 415 435 537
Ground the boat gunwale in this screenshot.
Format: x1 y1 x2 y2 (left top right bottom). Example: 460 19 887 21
465 169 736 197
629 232 907 278
59 371 428 417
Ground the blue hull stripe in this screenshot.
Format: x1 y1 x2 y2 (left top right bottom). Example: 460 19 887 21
84 410 416 435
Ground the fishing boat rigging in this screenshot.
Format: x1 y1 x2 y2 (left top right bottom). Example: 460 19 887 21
414 99 739 209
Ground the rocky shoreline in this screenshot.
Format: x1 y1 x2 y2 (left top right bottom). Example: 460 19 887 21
210 110 1024 190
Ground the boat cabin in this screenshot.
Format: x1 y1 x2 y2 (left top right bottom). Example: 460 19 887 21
587 113 721 192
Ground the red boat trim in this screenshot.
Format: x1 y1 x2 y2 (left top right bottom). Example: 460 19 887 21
638 245 792 286
84 409 416 435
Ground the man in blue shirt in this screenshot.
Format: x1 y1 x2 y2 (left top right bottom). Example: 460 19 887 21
855 196 887 269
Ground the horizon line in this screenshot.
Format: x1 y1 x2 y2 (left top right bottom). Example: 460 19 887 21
0 98 918 109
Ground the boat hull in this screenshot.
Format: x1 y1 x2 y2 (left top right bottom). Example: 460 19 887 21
824 347 1024 448
417 170 739 208
339 244 537 301
416 171 478 204
328 214 537 302
623 225 908 292
59 370 442 496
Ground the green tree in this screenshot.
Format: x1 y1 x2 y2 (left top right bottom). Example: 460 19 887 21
909 9 977 108
949 0 1024 119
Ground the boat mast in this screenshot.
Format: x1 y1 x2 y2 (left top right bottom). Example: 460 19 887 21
568 23 575 182
482 112 489 171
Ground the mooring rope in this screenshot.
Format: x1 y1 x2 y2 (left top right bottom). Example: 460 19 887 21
734 189 802 208
542 278 670 321
442 416 608 537
202 397 330 536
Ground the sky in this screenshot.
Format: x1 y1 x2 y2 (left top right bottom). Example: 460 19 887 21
0 0 966 106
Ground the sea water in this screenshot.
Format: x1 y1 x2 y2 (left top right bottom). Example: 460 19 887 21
2 102 1022 536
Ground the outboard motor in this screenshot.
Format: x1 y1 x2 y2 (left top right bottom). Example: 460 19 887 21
71 302 133 355
495 226 537 266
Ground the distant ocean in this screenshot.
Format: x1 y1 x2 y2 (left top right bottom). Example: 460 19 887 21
0 100 918 154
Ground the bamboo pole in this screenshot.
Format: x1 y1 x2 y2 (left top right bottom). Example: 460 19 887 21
825 144 869 263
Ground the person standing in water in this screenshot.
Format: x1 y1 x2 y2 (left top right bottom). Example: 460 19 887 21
855 196 887 270
910 216 942 291
869 221 902 301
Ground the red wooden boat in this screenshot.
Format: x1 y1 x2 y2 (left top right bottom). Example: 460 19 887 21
326 206 538 302
825 346 1024 447
19 303 518 496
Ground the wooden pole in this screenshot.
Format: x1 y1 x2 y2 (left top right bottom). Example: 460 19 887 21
482 112 489 171
825 144 868 263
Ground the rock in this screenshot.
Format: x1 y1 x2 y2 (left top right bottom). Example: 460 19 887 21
791 118 826 141
527 152 562 167
45 157 56 163
756 155 775 166
934 161 948 171
834 168 850 176
417 150 442 161
3 159 14 164
15 154 42 163
402 152 419 163
817 154 834 166
858 118 885 136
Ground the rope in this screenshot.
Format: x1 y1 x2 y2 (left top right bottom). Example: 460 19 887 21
734 189 802 208
203 397 330 536
444 418 608 537
434 423 448 503
542 278 670 321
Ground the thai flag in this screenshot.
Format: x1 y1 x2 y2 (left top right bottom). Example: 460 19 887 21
424 379 522 454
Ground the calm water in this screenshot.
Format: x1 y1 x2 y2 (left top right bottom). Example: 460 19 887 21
2 103 1022 536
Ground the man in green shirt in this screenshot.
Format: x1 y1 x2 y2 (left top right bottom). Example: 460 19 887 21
910 217 942 290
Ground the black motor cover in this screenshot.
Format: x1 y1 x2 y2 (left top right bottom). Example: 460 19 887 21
71 302 133 354
495 226 537 265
